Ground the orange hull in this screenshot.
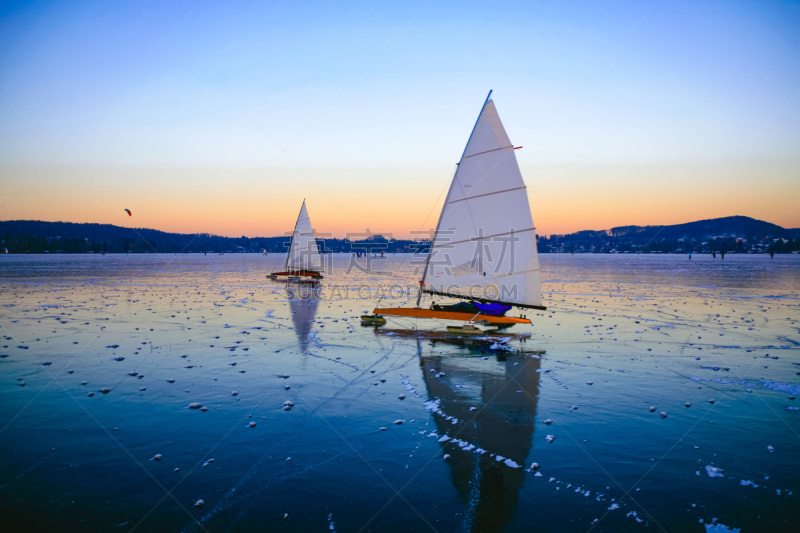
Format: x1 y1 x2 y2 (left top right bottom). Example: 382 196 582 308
373 307 530 325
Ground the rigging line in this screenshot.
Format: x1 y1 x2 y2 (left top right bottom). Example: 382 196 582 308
465 3 664 201
417 164 458 232
377 164 456 295
416 164 462 308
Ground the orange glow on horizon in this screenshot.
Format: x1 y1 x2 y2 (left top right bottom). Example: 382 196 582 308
1 161 798 239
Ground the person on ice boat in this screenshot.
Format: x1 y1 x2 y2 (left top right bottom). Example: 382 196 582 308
431 301 512 317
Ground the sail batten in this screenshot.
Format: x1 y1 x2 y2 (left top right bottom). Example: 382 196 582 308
461 145 514 160
421 95 543 309
437 227 536 247
449 186 526 205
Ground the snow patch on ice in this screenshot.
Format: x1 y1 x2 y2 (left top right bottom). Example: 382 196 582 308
704 523 741 533
762 381 800 395
423 398 440 411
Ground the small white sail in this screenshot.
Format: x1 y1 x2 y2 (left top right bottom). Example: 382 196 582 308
285 201 322 272
422 95 542 309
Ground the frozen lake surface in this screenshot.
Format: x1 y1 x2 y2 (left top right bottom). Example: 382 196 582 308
1 253 798 532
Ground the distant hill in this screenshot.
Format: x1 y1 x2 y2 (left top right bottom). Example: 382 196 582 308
0 220 196 243
539 216 799 254
606 216 800 240
0 220 426 254
0 216 797 254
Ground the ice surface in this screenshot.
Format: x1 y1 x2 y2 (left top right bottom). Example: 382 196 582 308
1 253 797 532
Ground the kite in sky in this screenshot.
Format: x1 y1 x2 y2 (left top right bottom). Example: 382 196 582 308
124 209 132 216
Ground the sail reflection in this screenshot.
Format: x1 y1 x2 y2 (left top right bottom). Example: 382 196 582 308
285 282 319 350
417 335 542 532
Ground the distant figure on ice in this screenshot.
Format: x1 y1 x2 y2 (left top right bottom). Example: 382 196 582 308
721 252 725 259
712 251 716 258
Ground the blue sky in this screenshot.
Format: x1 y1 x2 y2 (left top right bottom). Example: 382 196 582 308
1 0 798 236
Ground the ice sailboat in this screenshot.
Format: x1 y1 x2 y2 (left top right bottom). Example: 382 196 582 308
367 91 545 329
266 201 323 280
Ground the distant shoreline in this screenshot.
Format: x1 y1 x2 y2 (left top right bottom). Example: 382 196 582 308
2 251 798 256
2 215 798 255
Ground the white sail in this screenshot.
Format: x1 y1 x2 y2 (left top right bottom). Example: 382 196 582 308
422 95 542 309
284 201 322 272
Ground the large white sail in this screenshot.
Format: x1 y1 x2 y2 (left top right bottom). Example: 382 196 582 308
284 201 322 272
422 95 543 309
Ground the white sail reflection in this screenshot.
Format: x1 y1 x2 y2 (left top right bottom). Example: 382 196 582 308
420 346 541 532
286 283 319 351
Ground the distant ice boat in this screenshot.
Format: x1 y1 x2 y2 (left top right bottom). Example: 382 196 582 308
266 200 323 280
367 91 545 331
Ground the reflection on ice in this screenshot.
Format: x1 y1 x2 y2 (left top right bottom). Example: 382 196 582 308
286 283 320 351
420 348 541 533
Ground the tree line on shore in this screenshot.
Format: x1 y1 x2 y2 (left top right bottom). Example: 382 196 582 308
1 216 798 254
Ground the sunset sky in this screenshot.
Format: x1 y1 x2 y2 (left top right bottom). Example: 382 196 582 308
1 0 799 238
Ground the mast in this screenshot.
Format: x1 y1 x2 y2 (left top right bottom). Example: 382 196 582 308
416 90 493 307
